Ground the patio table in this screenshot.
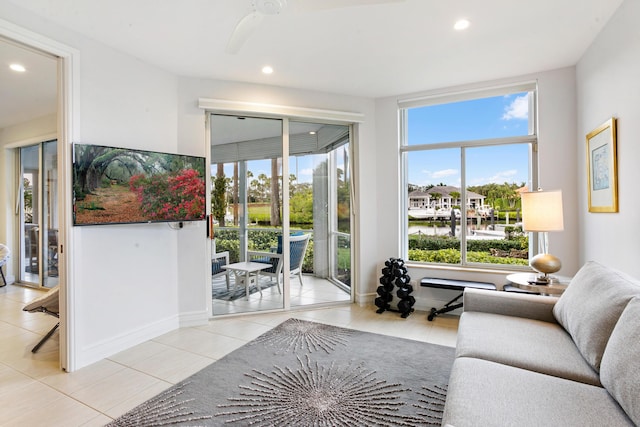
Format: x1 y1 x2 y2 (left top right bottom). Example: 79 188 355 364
221 261 272 300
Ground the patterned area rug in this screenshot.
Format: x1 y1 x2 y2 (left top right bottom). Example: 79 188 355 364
108 318 455 426
212 279 277 301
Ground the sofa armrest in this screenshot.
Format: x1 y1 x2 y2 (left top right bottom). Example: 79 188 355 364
463 288 559 323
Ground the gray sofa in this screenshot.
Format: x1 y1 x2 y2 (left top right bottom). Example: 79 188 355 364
442 261 640 427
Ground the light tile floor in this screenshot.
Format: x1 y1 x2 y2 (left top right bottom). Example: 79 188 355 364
0 283 459 426
212 275 351 315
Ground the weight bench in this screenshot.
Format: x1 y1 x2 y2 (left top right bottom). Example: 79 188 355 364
420 277 496 321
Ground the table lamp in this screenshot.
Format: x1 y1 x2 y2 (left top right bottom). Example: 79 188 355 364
521 190 564 283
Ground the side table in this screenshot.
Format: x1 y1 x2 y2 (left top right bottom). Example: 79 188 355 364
506 273 571 296
221 261 271 300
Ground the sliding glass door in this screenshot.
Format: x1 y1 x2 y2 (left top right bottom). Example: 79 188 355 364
19 140 58 288
210 116 285 315
288 121 351 307
209 115 352 316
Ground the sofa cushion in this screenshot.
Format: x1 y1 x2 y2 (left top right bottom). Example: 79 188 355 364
553 261 640 372
600 298 640 425
456 311 601 386
442 357 634 427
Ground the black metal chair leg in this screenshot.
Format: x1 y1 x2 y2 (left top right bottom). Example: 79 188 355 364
32 322 60 353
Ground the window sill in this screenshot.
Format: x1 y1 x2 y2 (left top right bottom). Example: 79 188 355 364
404 262 534 276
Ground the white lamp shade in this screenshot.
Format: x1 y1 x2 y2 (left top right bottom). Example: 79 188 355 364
521 190 564 232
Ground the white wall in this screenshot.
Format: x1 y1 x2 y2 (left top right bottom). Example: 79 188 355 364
374 68 579 311
0 113 57 144
576 0 640 278
71 42 180 367
1 1 182 369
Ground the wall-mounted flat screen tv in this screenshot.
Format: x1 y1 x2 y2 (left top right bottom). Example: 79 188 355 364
73 143 206 226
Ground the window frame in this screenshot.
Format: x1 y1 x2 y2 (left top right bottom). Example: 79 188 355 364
399 83 539 269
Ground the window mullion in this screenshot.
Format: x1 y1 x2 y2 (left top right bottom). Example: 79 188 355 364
460 147 467 266
401 135 536 153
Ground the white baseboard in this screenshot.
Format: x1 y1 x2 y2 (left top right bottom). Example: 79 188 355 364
76 315 179 369
179 310 209 327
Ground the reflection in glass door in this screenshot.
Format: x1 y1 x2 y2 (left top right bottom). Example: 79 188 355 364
330 141 351 289
19 140 58 288
288 122 351 308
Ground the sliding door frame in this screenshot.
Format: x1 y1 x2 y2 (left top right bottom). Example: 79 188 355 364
200 98 363 315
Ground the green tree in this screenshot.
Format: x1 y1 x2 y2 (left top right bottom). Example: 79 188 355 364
212 163 227 226
450 191 461 206
503 183 519 208
23 177 33 223
270 158 281 226
290 188 313 224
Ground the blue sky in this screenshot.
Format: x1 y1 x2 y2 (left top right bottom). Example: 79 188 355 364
407 92 531 188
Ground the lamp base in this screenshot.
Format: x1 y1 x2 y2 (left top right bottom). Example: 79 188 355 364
530 253 561 284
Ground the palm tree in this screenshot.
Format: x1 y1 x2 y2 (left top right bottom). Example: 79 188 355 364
450 191 461 207
270 158 281 226
431 192 442 207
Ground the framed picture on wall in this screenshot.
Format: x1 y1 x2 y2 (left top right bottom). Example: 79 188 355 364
586 117 618 212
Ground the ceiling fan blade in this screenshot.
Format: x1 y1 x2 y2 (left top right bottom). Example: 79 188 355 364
292 0 404 12
225 11 264 54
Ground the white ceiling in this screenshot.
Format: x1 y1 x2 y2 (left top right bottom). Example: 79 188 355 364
0 38 57 129
1 0 624 130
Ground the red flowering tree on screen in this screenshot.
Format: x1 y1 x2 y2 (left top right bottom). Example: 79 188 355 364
129 169 205 221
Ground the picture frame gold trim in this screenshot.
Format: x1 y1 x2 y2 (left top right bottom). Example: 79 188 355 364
586 117 618 213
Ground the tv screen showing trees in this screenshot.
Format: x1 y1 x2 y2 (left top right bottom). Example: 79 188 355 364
73 144 206 226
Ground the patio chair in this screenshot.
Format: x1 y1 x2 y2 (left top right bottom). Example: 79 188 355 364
23 285 60 353
247 233 310 293
0 243 9 287
212 250 231 289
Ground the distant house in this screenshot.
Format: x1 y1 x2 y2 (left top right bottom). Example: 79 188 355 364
409 186 486 210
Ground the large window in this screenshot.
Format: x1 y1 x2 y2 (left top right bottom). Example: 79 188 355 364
401 84 537 268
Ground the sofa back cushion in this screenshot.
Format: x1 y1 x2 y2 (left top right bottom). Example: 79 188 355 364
553 261 640 372
600 298 640 425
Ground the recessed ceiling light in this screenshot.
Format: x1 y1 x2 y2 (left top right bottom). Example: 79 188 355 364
454 19 470 31
10 63 26 72
309 131 316 135
262 65 274 75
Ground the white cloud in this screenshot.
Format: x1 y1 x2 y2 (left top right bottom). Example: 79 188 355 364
502 95 528 120
467 169 520 186
413 168 459 186
489 169 517 182
484 169 519 184
431 168 458 179
298 168 314 177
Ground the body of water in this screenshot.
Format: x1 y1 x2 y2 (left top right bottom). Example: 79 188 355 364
409 222 510 240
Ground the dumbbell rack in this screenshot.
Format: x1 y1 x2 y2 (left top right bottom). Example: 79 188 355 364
375 257 416 318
